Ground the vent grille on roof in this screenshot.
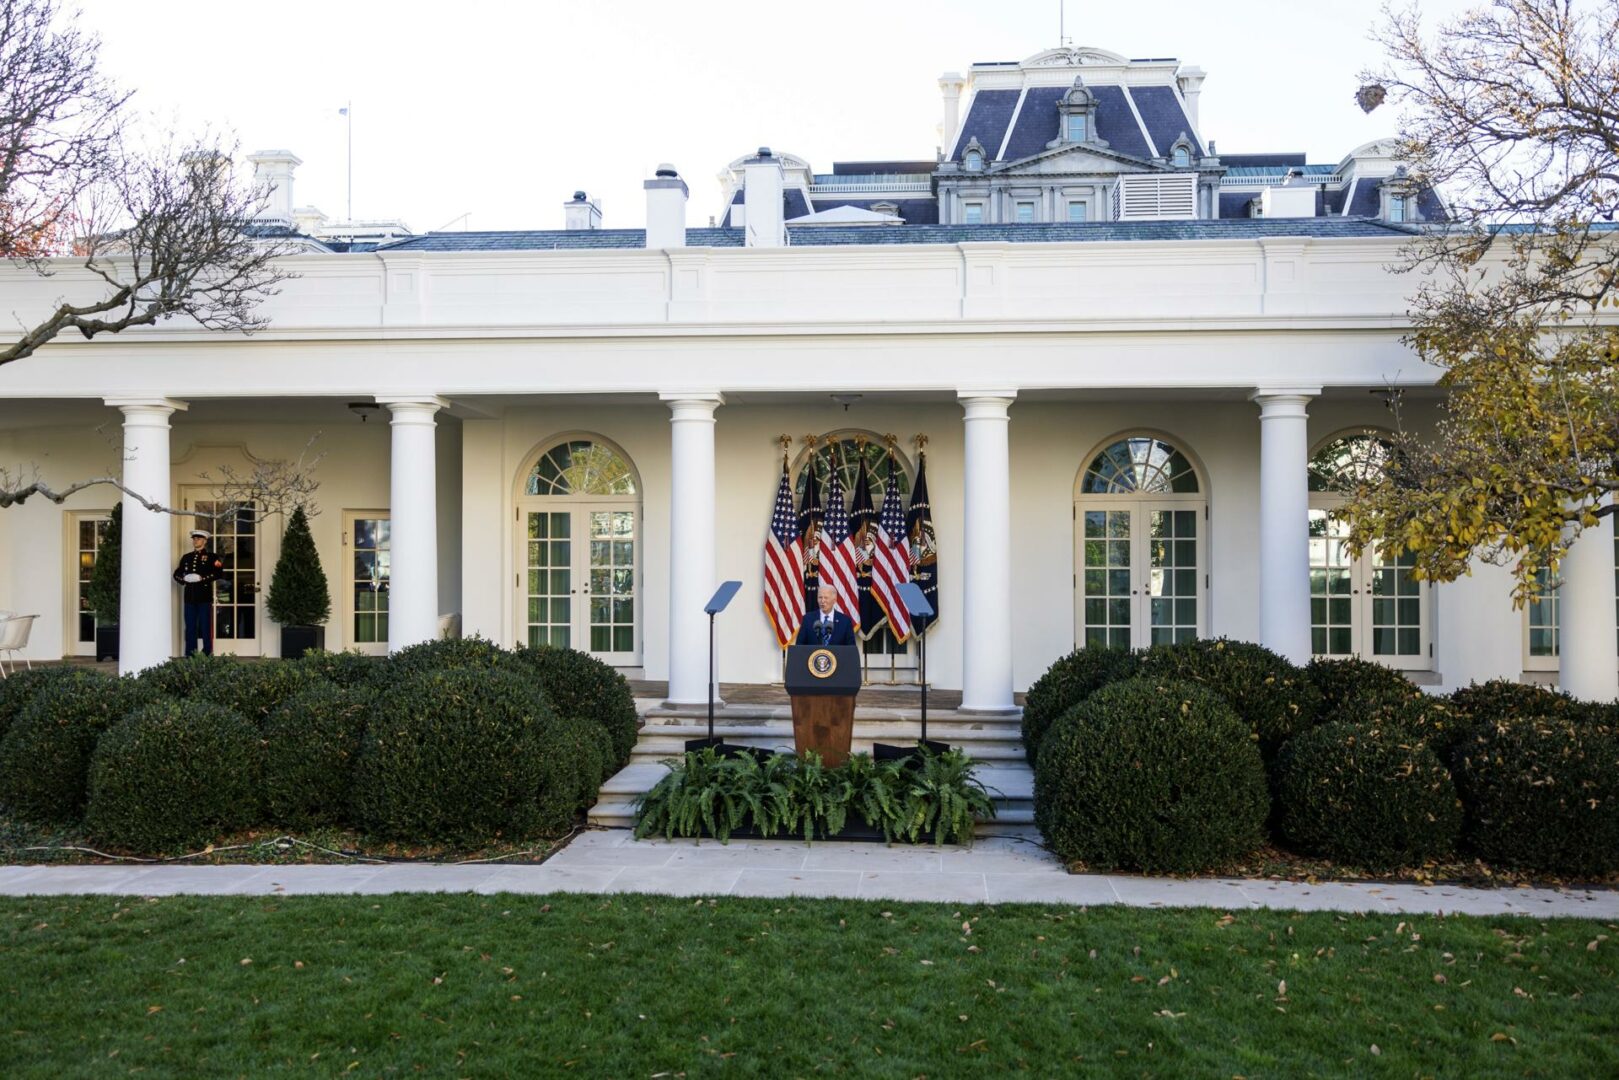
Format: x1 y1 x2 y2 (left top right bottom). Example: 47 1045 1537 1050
1113 174 1198 221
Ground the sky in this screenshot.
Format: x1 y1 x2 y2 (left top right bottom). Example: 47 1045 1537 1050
78 0 1480 233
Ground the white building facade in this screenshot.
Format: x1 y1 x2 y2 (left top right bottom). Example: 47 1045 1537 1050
1 48 1614 705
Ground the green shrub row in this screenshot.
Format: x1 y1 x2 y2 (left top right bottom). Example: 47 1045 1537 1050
0 637 635 854
635 747 998 846
1029 643 1619 877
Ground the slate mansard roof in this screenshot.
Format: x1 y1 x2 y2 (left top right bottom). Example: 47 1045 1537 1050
375 217 1416 253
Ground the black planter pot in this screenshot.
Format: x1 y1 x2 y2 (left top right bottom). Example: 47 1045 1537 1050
94 625 119 662
280 625 325 659
874 739 954 764
682 738 774 764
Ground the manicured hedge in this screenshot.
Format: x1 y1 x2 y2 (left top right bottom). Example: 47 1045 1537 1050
1274 721 1462 869
518 644 639 770
1021 646 1139 766
138 654 241 699
1447 679 1579 725
192 659 324 728
83 699 262 853
1137 638 1322 755
353 668 568 843
384 636 524 680
0 666 112 745
296 648 380 689
1306 657 1423 725
262 682 373 828
0 673 158 824
536 712 610 826
1455 715 1619 877
1033 677 1269 873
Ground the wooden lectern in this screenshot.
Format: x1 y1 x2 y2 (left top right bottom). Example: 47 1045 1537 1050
784 644 861 766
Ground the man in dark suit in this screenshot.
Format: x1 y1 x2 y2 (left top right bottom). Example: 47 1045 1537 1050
797 584 856 646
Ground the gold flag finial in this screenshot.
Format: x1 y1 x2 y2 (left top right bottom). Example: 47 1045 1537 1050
803 433 818 449
777 433 792 454
913 433 929 450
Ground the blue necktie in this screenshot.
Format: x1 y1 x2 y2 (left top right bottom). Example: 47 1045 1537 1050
821 617 831 644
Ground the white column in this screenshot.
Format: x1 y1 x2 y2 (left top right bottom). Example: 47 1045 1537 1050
661 392 723 706
1251 388 1319 665
106 397 187 675
379 397 446 652
1559 507 1618 701
959 390 1017 713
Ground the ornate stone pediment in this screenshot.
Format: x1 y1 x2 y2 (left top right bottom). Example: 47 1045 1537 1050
1023 46 1129 68
997 142 1155 177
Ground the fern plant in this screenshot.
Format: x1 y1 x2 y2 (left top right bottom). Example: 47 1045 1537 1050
899 747 1000 846
845 752 908 842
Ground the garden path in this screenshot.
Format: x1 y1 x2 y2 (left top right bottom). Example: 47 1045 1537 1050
1 830 1614 917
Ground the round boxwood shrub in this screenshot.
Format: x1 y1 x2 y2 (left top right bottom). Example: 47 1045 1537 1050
1137 638 1322 755
262 682 374 828
191 659 323 728
0 666 113 745
297 648 380 689
1033 677 1270 873
83 699 261 853
353 667 572 843
540 712 611 815
0 674 158 824
1275 721 1463 869
516 644 638 769
1448 679 1578 726
1021 646 1140 766
383 635 524 681
137 653 241 699
1455 715 1619 877
1306 657 1422 724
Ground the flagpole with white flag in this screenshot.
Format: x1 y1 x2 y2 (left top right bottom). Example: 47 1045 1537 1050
339 102 352 222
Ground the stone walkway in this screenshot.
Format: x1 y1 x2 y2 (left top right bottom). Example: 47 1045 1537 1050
2 829 1614 917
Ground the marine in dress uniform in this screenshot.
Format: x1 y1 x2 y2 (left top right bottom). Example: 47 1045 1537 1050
174 528 226 657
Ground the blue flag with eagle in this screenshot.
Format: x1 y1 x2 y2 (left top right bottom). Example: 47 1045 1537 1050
905 450 938 634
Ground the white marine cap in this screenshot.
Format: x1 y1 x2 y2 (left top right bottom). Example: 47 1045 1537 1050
189 528 210 540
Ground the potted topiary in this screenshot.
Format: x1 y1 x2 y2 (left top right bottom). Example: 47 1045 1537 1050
266 505 332 659
86 503 122 662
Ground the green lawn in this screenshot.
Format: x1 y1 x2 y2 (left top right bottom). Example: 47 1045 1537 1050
2 894 1615 1077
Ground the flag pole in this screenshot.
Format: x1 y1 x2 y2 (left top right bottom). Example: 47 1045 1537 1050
345 100 353 223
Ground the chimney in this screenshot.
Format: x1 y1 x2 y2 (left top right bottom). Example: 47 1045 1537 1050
938 72 966 153
1176 66 1207 132
742 147 785 248
246 149 301 224
644 163 688 249
563 190 602 230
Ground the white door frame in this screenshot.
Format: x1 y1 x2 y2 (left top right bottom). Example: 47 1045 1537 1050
341 509 391 656
1074 496 1209 649
513 499 642 665
178 486 263 657
63 510 112 657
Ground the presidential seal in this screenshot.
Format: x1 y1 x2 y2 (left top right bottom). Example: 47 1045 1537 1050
807 648 837 679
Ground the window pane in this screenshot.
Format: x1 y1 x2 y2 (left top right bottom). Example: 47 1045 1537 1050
1067 202 1087 223
1015 202 1035 224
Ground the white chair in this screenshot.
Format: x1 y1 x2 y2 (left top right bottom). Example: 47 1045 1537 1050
0 614 39 677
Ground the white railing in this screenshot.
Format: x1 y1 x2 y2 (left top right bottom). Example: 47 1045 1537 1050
808 175 933 194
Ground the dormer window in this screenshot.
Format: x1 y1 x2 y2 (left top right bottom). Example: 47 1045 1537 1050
1389 196 1407 222
1052 77 1107 151
1169 134 1196 168
871 201 899 217
1381 167 1419 223
961 135 987 172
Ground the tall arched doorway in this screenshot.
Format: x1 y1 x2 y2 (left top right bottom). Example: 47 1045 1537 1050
1308 431 1429 669
514 436 641 665
1074 433 1207 649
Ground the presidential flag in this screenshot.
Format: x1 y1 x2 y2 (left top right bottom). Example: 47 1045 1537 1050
762 458 805 648
870 455 914 641
906 450 939 634
819 452 860 627
796 452 823 615
849 453 884 637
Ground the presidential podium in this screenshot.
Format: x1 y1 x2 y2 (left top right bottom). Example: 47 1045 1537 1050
785 644 861 766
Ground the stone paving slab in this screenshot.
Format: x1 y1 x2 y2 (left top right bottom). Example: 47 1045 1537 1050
3 829 1616 918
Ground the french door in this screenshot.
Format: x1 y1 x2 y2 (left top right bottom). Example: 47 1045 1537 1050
1077 501 1205 649
518 503 639 665
69 512 112 656
1308 507 1429 669
343 511 390 656
181 493 260 656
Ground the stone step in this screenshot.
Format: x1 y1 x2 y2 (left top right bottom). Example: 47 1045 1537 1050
629 724 1027 758
641 705 1020 726
639 714 1023 738
585 801 1036 836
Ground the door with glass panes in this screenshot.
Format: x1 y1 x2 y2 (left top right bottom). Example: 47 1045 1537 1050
69 512 111 656
1306 434 1430 670
1308 506 1430 668
1075 436 1206 649
343 511 390 656
180 492 261 656
516 439 640 666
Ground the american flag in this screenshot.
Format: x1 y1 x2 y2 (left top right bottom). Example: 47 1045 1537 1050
869 462 913 641
819 456 861 628
762 460 805 648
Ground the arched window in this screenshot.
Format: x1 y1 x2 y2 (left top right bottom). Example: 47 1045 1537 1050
525 439 637 496
1082 436 1199 494
516 437 640 662
1307 432 1427 668
1075 435 1205 649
